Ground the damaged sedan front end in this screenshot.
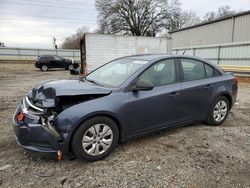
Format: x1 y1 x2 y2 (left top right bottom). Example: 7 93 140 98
12 79 112 159
13 95 63 156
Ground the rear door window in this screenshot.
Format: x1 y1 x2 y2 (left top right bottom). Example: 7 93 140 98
47 56 54 61
204 64 214 78
204 64 222 77
54 56 63 61
180 59 206 81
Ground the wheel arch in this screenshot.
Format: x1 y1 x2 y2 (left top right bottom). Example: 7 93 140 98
211 91 232 110
68 112 123 154
220 93 233 109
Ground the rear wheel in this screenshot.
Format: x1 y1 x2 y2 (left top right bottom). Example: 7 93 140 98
40 65 48 71
71 116 119 161
207 96 229 126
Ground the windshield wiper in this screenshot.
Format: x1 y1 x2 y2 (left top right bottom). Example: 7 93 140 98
85 78 105 87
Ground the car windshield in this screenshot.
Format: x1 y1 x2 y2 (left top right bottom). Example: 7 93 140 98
85 58 148 87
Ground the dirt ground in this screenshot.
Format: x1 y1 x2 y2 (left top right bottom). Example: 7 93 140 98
0 63 249 188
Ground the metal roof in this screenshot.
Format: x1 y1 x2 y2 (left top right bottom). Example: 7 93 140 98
170 10 250 34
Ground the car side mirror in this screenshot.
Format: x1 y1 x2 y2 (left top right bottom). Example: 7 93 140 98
132 79 154 91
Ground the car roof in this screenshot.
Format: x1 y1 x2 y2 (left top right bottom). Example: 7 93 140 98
125 54 174 61
124 54 207 61
123 54 224 73
39 54 60 57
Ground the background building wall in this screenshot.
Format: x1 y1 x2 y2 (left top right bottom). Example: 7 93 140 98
172 42 250 73
171 11 250 48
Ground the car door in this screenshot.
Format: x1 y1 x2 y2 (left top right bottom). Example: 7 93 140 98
47 55 57 68
38 56 47 66
126 58 181 136
178 58 213 121
53 56 64 68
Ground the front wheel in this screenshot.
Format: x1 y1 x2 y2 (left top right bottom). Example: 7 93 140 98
207 96 229 126
40 65 48 71
71 116 119 161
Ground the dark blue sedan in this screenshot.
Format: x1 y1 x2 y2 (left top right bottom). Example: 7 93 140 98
13 54 238 161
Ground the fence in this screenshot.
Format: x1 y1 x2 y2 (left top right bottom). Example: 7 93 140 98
2 42 250 74
0 47 80 62
172 42 250 73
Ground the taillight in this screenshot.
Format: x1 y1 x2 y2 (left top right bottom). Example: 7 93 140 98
234 77 239 84
17 112 26 122
57 150 63 161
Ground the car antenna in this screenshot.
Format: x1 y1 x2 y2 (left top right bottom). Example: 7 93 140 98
182 44 190 55
182 49 186 55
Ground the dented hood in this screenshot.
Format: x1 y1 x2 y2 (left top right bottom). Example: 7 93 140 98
27 79 112 107
37 79 112 96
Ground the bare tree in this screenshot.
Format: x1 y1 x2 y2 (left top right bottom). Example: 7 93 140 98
203 5 236 21
167 10 200 31
61 26 90 49
96 0 186 36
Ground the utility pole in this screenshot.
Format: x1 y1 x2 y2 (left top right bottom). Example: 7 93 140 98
0 41 5 47
52 37 57 49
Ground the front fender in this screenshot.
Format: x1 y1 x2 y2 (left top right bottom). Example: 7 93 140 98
54 94 126 154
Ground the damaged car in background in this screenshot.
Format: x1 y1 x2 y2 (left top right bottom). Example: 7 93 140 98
13 54 238 161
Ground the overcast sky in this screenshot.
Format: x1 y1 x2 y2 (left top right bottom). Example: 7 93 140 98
0 0 249 49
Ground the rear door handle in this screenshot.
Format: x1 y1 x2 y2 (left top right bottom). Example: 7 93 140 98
169 92 179 97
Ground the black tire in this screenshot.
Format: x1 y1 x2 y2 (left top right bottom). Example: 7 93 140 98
68 64 74 70
207 96 229 126
40 65 48 71
71 116 119 161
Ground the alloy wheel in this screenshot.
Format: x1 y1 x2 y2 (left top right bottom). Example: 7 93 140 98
213 100 228 122
41 65 48 71
82 124 113 156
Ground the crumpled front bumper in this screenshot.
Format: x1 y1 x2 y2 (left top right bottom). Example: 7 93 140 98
12 98 66 156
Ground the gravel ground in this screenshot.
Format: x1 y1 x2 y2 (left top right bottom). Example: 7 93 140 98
0 63 249 188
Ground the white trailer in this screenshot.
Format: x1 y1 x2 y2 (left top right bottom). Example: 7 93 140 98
80 33 171 73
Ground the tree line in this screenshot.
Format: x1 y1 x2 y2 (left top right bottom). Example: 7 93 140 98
62 0 237 49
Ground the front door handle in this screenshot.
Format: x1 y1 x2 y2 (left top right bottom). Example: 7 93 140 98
169 92 179 97
205 84 213 89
